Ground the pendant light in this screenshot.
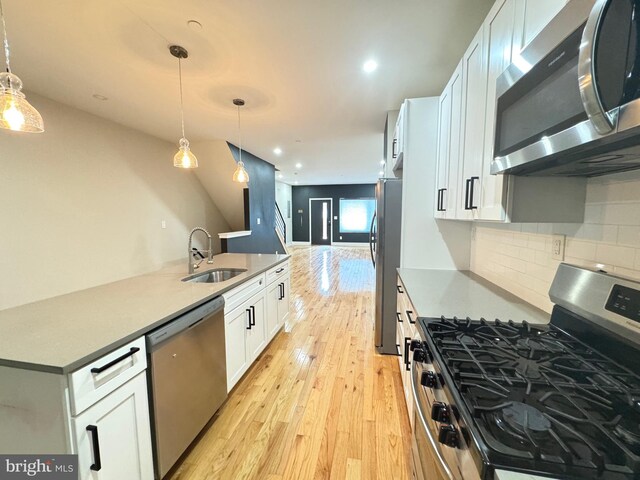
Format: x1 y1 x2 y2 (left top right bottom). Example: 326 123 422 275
170 45 197 168
232 98 249 183
0 0 43 133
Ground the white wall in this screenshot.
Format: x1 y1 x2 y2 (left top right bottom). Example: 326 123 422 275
0 93 229 311
275 181 293 245
471 170 640 313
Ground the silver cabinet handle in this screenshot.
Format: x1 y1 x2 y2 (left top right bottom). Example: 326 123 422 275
410 360 455 480
578 0 616 134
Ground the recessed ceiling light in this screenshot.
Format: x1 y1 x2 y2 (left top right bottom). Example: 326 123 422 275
187 20 203 31
380 160 385 165
274 147 282 155
378 170 384 176
295 162 302 169
92 94 108 101
294 181 299 185
363 59 378 73
278 173 283 179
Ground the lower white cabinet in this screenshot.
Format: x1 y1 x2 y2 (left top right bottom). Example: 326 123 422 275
396 276 416 428
224 290 265 391
72 372 154 480
225 260 291 392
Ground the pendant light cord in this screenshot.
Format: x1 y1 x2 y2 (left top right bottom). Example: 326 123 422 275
237 104 243 164
178 57 185 139
0 0 11 73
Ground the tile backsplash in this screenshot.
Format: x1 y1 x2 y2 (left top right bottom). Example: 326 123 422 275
471 170 640 314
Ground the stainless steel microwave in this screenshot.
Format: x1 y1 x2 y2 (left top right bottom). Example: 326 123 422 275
491 0 640 177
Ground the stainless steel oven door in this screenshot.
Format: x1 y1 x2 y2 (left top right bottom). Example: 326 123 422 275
410 354 480 480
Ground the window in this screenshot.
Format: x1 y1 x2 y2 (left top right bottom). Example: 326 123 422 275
339 198 375 234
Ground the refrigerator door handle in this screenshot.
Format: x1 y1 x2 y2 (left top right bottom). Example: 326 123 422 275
369 212 377 268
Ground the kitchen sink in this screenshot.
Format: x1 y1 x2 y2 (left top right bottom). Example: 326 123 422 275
182 268 247 283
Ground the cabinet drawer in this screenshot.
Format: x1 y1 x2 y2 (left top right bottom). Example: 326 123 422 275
223 273 266 313
69 337 147 416
266 261 289 285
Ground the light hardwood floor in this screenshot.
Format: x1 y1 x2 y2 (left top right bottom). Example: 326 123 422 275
167 246 412 480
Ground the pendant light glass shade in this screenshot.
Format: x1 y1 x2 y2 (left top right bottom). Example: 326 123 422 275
170 45 197 169
0 1 43 133
232 98 249 183
232 160 249 183
173 137 198 168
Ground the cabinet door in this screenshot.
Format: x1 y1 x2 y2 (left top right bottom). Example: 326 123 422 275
446 61 464 220
72 373 153 480
479 0 517 221
266 281 280 340
246 294 266 362
517 0 568 51
278 276 291 327
435 86 452 219
457 26 487 220
225 305 250 391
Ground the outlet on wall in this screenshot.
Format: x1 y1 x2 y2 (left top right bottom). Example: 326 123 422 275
161 220 166 229
551 234 565 261
257 217 261 225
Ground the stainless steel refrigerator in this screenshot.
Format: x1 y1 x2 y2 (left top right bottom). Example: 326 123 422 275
369 178 402 355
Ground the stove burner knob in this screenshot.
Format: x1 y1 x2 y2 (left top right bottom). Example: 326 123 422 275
431 402 450 423
413 348 427 363
438 424 459 448
409 339 422 351
421 371 438 388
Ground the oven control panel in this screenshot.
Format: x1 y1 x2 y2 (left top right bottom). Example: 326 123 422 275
605 284 640 323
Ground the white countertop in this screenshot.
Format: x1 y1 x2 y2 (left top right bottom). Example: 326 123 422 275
0 253 289 374
397 268 549 324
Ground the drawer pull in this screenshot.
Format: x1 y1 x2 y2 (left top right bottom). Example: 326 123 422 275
250 305 256 326
406 310 416 325
397 285 404 294
86 425 102 471
90 347 140 374
276 267 285 274
396 312 403 323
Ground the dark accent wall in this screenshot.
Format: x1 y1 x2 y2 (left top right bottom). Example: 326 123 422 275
292 184 376 243
225 143 283 254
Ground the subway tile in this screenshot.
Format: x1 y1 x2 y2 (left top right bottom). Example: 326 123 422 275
601 203 640 226
527 235 548 252
573 224 618 243
612 266 640 281
617 226 640 247
594 243 636 268
520 223 539 234
583 204 604 224
565 239 597 261
534 250 551 267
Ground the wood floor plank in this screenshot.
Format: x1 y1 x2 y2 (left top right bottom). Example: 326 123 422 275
166 246 412 480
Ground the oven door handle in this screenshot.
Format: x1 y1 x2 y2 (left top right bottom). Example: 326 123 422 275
411 360 455 480
578 0 616 135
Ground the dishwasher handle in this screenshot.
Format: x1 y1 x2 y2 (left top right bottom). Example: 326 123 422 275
146 296 225 350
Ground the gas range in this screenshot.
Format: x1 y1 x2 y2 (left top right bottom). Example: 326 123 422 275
410 264 640 480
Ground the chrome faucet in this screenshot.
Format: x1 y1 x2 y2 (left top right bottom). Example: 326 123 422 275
188 227 214 274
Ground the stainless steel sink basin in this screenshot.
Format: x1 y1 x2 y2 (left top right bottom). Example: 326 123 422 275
182 268 247 283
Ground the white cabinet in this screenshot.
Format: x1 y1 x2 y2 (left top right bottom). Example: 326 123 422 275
435 61 464 219
434 0 583 223
479 0 518 221
516 0 568 51
72 372 154 480
245 292 266 361
266 262 290 340
457 25 487 220
224 290 265 391
396 277 417 427
224 260 291 392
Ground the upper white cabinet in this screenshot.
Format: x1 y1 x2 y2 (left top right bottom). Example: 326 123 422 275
479 0 518 221
457 26 487 220
435 0 584 223
435 61 463 219
517 0 569 51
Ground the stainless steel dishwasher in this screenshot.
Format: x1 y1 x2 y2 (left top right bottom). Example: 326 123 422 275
146 295 227 479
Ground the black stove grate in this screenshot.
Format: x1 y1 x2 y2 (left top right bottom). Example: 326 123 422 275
426 316 640 479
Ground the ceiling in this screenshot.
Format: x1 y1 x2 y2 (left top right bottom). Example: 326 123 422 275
4 0 494 185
